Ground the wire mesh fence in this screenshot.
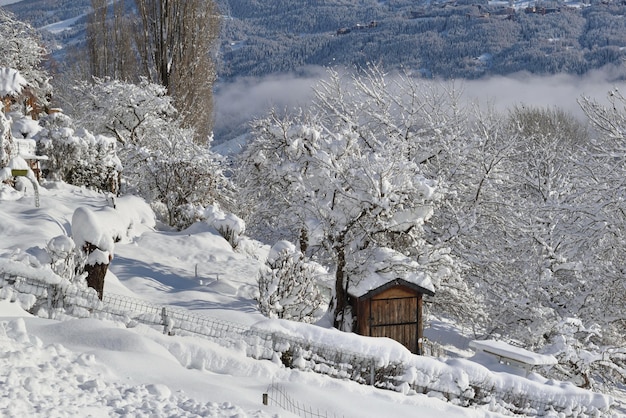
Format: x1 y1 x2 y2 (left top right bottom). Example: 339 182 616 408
0 270 611 417
264 381 345 418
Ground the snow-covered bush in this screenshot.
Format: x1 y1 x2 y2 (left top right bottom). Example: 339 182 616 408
35 113 121 192
542 318 626 391
257 240 329 323
47 235 77 280
204 204 245 249
132 136 228 230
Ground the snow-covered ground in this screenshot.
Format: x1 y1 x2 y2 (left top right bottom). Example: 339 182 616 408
0 182 618 417
41 15 86 34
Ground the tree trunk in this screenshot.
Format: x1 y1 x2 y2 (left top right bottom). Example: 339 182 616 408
84 262 108 300
299 228 308 254
82 242 109 300
333 244 349 330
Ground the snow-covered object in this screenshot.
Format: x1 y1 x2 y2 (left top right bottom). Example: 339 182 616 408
470 339 557 366
0 258 65 286
204 205 245 248
253 317 613 415
47 235 76 279
257 240 329 323
7 155 29 170
47 235 75 259
70 197 154 258
5 156 37 184
0 67 27 98
12 137 38 158
349 247 435 298
266 240 297 264
71 207 114 265
0 181 617 416
10 114 41 139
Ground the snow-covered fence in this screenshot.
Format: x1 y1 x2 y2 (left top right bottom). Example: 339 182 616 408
422 338 444 358
256 330 612 417
0 271 613 417
264 381 344 418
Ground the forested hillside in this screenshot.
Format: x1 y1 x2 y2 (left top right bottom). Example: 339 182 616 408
3 0 89 27
5 0 626 81
217 0 626 80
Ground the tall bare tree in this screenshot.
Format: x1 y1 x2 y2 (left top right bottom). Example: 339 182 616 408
86 0 220 142
86 0 136 81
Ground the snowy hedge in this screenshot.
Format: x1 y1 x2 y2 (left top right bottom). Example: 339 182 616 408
250 319 613 417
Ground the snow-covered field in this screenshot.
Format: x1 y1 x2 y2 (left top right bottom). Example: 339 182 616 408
0 182 618 417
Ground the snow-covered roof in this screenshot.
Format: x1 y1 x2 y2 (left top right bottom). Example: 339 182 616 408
10 115 41 139
348 247 435 299
0 67 27 98
470 339 558 366
348 275 435 299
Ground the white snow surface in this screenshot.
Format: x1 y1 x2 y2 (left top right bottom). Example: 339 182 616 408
470 340 558 366
0 67 27 97
0 182 618 417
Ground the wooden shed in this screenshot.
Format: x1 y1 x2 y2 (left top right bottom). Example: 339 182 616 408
350 278 435 355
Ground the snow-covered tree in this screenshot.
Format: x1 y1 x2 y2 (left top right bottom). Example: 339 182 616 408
257 240 329 323
542 318 626 391
238 66 470 330
67 77 229 228
0 9 51 114
67 77 176 146
456 106 587 336
578 88 626 142
85 0 220 142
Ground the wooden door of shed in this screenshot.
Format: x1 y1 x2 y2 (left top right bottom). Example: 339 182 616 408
369 296 419 353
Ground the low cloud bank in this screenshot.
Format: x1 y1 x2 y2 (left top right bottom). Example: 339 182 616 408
214 65 625 144
463 67 624 119
213 66 326 143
